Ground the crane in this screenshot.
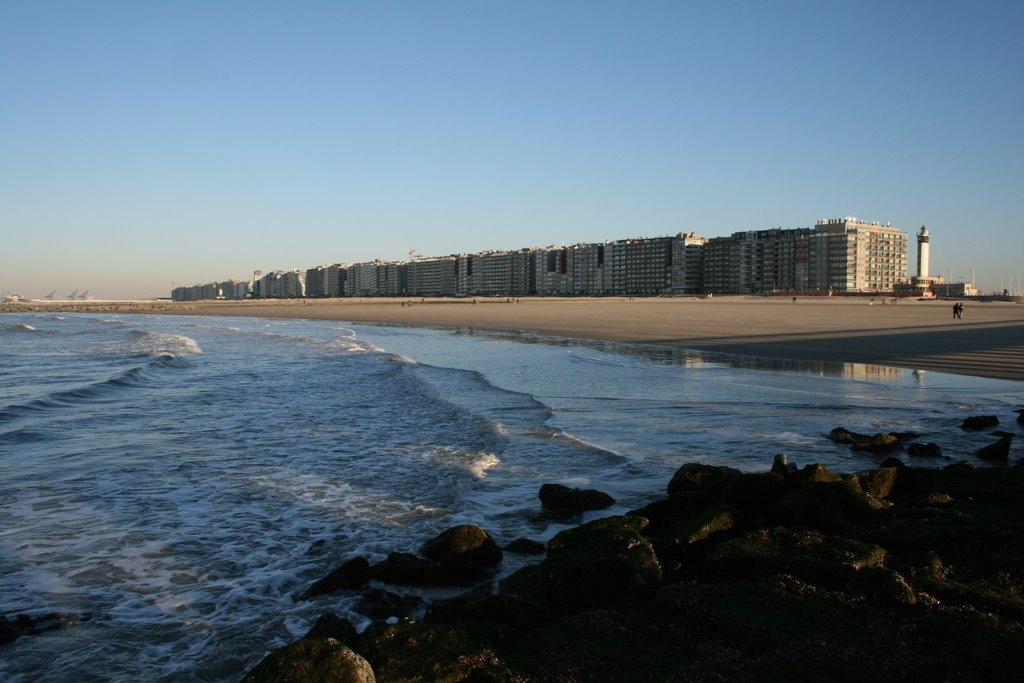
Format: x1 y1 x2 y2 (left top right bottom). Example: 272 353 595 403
79 290 89 300
45 289 56 300
67 290 78 300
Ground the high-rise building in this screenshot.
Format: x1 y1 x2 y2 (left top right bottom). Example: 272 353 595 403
812 218 908 293
171 216 911 300
406 256 458 296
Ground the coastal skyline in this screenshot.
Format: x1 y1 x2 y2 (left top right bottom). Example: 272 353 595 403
2 1 1023 299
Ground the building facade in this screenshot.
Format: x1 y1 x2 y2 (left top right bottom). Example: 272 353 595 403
171 217 910 300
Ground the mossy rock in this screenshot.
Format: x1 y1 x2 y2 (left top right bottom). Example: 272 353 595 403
917 575 1024 621
719 472 788 517
628 493 716 539
667 463 741 497
793 463 841 486
772 482 847 529
657 575 1024 682
669 504 741 545
503 515 662 613
358 621 507 683
916 464 1024 502
545 515 649 556
846 566 918 605
850 432 900 452
700 527 887 585
856 467 900 499
241 638 375 683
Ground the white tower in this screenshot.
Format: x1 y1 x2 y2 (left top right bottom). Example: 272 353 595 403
917 226 930 278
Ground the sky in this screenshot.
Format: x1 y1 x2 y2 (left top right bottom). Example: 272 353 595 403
1 0 1022 299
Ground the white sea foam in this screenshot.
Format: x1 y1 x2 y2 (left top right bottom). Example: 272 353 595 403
467 452 501 478
125 330 203 358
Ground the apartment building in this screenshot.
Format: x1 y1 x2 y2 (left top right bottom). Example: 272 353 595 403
813 218 908 293
702 220 908 294
172 217 909 300
406 256 458 296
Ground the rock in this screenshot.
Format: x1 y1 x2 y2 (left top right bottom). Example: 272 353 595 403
718 472 788 517
848 566 918 605
1017 409 1024 426
700 527 888 586
669 505 741 545
907 442 943 458
356 588 424 620
436 554 493 584
857 467 901 499
421 525 502 567
906 492 954 506
425 591 547 627
828 427 869 444
628 494 715 538
579 487 615 509
240 638 375 683
890 431 921 441
369 552 456 586
978 435 1012 461
538 483 615 514
771 453 796 478
667 463 741 498
0 612 88 645
357 621 505 683
503 537 546 555
545 515 650 556
902 461 1024 502
961 415 999 430
501 516 662 613
300 556 370 599
851 433 900 452
879 457 905 468
773 483 847 529
794 463 840 486
303 612 358 646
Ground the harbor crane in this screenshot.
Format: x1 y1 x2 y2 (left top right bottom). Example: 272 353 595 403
66 290 78 300
79 290 89 300
45 289 56 300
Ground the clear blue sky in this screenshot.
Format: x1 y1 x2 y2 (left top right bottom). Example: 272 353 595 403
2 0 1022 298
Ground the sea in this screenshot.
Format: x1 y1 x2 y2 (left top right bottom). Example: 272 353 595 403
1 312 1021 682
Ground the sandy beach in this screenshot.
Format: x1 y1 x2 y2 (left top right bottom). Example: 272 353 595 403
6 296 1023 381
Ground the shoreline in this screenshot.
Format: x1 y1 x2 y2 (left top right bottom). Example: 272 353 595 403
4 296 1023 381
244 453 1024 682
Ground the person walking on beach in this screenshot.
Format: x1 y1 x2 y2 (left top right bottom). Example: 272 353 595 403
953 302 964 319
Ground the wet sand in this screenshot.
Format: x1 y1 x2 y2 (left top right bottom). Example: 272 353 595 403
6 297 1023 381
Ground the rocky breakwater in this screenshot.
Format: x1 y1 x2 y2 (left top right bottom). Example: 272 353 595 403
244 417 1024 682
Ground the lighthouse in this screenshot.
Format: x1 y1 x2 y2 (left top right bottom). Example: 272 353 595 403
917 226 930 278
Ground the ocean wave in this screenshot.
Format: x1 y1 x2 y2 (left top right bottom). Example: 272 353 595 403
406 363 555 431
0 428 50 444
0 358 176 421
125 330 202 358
4 322 39 333
210 326 375 355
